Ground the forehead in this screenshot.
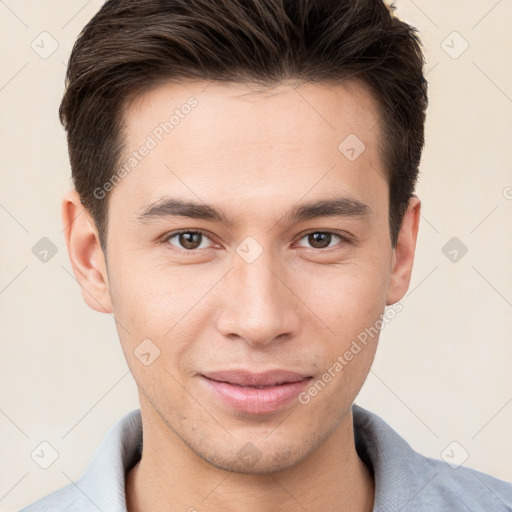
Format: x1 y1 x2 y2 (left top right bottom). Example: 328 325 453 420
112 79 387 218
124 78 383 149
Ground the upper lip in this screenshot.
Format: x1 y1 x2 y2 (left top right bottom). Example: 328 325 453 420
201 369 312 387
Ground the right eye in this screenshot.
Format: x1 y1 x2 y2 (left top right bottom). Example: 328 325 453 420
163 230 215 251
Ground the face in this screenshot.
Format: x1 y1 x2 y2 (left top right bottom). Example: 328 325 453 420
65 79 419 473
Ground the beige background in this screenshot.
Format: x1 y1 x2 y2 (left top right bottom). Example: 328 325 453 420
1 0 511 510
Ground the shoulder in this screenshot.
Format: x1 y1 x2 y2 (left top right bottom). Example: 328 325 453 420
417 454 512 511
17 409 142 512
17 484 91 512
352 403 512 511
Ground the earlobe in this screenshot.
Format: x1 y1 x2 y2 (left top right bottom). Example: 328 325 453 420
386 195 421 306
62 189 113 314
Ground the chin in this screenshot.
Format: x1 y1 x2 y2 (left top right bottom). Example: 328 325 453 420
193 436 310 475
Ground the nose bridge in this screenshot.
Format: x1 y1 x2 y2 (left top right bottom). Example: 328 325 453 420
216 244 299 345
236 251 281 311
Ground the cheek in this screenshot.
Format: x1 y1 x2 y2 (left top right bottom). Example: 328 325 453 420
295 267 387 414
106 258 218 369
107 264 199 395
290 253 390 395
108 253 200 328
297 256 390 331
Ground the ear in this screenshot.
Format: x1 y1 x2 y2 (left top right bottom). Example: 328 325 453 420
386 195 421 305
62 189 113 313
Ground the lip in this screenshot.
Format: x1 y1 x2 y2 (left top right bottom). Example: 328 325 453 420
202 369 311 387
199 369 313 414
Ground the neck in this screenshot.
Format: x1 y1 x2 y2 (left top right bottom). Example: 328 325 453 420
126 405 374 512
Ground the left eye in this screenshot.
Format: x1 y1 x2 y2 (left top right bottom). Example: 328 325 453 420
296 231 345 250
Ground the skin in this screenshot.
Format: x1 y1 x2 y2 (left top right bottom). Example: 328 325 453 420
62 79 420 512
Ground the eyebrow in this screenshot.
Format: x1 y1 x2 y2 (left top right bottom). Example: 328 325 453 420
136 196 371 225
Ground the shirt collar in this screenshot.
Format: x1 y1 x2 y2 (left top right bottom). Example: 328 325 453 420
75 408 142 511
352 403 439 511
74 403 507 512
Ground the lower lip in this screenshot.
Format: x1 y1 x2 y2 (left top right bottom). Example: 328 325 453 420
200 376 312 414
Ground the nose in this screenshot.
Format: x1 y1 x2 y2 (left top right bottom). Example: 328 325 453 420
215 247 301 347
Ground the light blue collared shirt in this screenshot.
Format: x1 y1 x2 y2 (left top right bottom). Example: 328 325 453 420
19 404 512 511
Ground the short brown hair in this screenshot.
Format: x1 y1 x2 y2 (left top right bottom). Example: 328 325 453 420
60 0 428 250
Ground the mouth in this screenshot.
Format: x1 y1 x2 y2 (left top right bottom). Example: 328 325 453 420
202 369 311 386
199 369 313 414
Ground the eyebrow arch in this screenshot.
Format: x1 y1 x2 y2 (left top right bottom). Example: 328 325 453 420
282 196 371 224
136 196 371 225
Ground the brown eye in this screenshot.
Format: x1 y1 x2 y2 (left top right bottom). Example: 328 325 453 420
165 231 210 250
179 232 202 249
308 232 332 249
296 231 346 250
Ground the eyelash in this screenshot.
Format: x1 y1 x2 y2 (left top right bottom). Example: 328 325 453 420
161 229 352 253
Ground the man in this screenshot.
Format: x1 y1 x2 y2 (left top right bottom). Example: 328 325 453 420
20 0 511 511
